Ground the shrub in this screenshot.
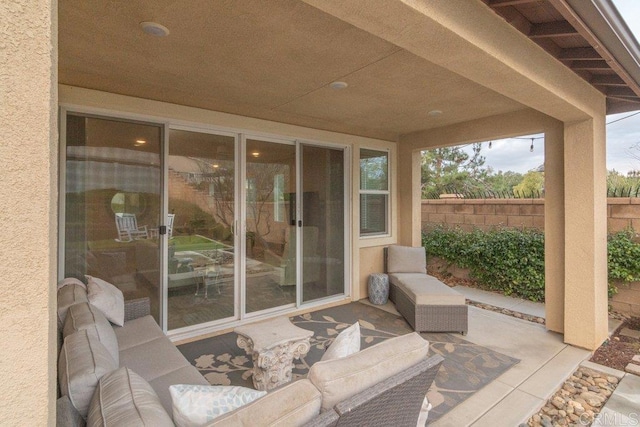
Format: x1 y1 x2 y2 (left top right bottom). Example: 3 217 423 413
423 226 630 302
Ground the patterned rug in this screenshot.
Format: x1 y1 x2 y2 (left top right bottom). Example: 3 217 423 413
177 302 519 423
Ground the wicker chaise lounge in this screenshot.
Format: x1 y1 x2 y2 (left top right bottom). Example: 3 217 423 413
385 245 468 335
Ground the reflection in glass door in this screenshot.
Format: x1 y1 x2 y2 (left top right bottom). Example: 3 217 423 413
167 130 236 330
64 114 162 322
245 139 297 313
301 145 345 302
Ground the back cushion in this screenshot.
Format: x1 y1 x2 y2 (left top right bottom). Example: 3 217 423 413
59 329 118 419
57 283 88 328
308 332 429 411
63 302 119 365
88 367 174 427
387 245 427 274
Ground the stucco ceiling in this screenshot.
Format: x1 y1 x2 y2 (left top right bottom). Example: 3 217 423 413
58 0 528 141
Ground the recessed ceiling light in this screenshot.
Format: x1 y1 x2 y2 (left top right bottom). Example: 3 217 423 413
135 139 147 144
140 21 170 37
428 110 443 117
251 151 260 158
329 81 348 90
212 164 219 168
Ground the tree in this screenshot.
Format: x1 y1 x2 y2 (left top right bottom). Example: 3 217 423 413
513 171 544 198
483 170 524 195
421 143 489 197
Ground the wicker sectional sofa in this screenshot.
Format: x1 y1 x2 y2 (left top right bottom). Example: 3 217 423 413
56 280 443 426
386 245 468 335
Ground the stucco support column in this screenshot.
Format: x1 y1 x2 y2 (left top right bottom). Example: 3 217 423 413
0 0 58 424
563 117 608 350
398 143 422 246
544 121 565 333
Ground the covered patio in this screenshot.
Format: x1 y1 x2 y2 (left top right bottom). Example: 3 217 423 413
3 0 640 424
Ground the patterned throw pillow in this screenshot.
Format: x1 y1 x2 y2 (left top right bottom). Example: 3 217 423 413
321 322 361 361
170 384 266 427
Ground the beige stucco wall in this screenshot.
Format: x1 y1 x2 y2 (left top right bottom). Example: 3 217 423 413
0 0 58 425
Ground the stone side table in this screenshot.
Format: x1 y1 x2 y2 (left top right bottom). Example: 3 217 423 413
234 317 313 391
368 273 389 305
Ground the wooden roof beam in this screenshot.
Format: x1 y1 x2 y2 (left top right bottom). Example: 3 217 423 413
606 87 639 98
488 0 542 7
590 75 626 86
570 60 611 71
529 21 578 38
559 47 602 61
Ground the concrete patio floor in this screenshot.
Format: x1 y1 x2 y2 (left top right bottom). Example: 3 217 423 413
438 286 628 426
365 285 628 426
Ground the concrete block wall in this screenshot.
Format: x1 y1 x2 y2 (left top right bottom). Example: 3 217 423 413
422 198 640 233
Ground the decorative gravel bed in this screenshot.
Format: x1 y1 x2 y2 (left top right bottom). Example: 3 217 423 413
466 300 545 325
521 366 619 427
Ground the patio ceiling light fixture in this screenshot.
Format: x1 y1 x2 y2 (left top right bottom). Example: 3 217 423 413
134 139 146 147
251 151 260 158
329 81 348 90
140 21 170 37
427 110 443 117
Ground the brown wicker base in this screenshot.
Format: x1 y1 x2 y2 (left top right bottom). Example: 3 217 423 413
390 283 468 335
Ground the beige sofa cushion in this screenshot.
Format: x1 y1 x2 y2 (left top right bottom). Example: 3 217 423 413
390 273 466 305
87 367 174 427
59 329 118 419
387 245 427 274
308 332 429 411
57 283 88 328
207 379 322 426
63 302 119 364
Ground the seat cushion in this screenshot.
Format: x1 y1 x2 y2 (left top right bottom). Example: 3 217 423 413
148 365 211 414
113 315 165 351
207 379 322 427
118 336 194 382
63 302 119 364
308 332 429 411
59 329 118 419
387 245 427 274
390 273 465 305
57 283 88 328
87 367 174 427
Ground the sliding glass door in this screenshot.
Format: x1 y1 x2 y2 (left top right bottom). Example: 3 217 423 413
63 114 162 322
244 139 297 314
62 111 348 333
167 129 237 329
300 144 345 302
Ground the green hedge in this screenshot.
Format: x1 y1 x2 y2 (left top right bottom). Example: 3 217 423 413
422 226 637 302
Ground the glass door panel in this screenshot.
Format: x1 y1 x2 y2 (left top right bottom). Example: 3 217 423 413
167 129 236 329
64 114 162 322
301 145 345 302
245 139 296 313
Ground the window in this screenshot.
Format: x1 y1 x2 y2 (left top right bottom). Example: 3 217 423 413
360 149 389 236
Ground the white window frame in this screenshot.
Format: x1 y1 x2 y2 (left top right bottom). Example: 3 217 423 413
359 148 390 238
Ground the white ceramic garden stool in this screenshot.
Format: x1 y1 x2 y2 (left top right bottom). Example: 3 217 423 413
234 316 313 391
368 273 389 305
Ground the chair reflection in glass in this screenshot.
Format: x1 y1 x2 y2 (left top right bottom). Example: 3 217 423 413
114 213 149 242
195 250 223 299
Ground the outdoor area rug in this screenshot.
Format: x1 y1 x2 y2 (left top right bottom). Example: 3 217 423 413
177 302 519 423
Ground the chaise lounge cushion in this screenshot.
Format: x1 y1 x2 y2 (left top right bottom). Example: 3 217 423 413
63 302 120 364
207 379 322 426
387 245 427 274
87 367 174 427
308 332 429 411
389 273 466 305
59 329 119 419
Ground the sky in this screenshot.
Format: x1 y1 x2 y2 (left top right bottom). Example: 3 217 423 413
461 0 640 175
